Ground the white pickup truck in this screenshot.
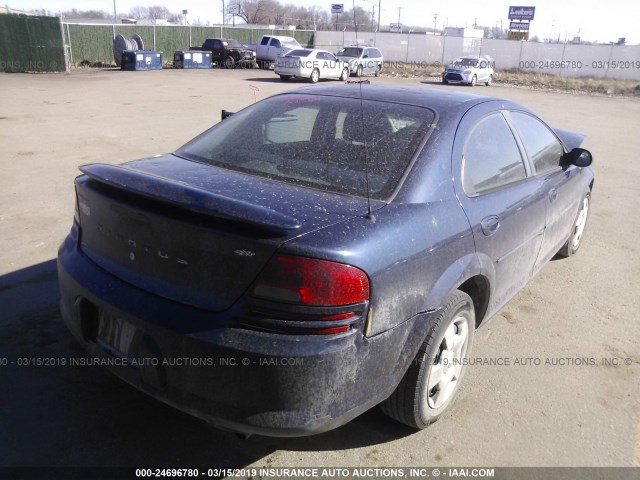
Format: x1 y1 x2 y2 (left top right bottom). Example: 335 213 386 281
248 35 302 68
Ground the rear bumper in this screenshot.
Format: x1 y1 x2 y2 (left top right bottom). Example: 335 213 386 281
57 237 432 436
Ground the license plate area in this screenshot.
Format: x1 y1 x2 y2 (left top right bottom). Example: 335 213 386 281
96 310 139 360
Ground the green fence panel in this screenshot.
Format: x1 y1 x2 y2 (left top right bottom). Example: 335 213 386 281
67 24 113 65
64 24 315 66
0 14 65 72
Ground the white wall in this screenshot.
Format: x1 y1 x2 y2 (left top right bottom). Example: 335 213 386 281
314 31 640 80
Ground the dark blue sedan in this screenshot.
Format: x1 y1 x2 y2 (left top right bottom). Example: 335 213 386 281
57 85 593 436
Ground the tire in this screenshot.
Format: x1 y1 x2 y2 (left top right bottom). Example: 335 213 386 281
356 65 363 77
470 75 477 86
442 77 448 84
375 66 381 77
339 67 349 81
486 75 492 86
223 56 235 69
557 192 591 258
309 68 320 83
279 74 291 81
381 290 475 429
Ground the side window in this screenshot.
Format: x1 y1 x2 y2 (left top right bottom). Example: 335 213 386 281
510 112 564 175
213 40 222 49
260 37 270 46
271 39 281 48
463 113 527 195
316 52 328 60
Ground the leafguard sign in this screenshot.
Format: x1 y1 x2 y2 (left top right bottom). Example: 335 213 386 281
508 6 535 20
331 4 344 14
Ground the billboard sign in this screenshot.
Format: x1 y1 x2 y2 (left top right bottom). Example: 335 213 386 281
508 6 535 21
510 21 530 31
331 4 344 14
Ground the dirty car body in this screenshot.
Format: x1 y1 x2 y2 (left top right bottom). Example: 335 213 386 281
58 86 593 436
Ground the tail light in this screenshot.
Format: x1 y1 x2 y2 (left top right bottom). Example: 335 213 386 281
252 255 369 306
249 255 370 335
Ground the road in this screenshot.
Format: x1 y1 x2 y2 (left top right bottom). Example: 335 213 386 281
0 68 639 470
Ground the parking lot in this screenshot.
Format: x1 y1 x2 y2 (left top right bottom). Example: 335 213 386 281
0 68 639 469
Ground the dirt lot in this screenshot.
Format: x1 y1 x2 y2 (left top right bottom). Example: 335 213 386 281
1 68 639 469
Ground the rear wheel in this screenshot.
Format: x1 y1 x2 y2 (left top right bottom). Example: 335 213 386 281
356 65 363 77
339 67 349 81
558 192 591 257
486 75 492 86
375 65 381 77
381 290 475 428
309 68 320 83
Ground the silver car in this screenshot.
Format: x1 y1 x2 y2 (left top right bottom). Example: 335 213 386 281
335 46 384 77
443 55 495 86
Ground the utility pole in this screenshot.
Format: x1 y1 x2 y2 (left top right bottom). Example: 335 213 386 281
377 0 381 32
433 13 438 35
397 7 402 25
113 0 117 24
221 0 225 24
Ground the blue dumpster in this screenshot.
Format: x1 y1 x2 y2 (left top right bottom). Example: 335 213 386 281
174 51 212 69
121 51 163 71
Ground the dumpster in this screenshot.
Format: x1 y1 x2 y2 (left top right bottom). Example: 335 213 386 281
121 51 163 71
174 50 212 69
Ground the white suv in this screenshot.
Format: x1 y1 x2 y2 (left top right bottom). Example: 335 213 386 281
442 55 494 86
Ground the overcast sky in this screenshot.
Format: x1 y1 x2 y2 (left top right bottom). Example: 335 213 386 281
13 0 640 44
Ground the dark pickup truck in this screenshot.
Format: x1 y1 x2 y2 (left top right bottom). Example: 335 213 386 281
190 38 256 68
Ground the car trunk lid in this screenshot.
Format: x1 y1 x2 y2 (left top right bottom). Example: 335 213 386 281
76 155 382 312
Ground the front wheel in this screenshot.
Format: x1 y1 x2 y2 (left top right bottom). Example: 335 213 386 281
486 75 492 86
381 290 475 428
223 56 235 69
558 192 591 257
309 68 320 83
339 67 349 81
470 75 477 86
356 65 363 77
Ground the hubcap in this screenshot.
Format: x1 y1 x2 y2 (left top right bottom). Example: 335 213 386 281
426 315 469 409
572 197 589 248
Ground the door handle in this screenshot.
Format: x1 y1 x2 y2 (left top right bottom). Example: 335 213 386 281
548 188 558 202
480 215 500 236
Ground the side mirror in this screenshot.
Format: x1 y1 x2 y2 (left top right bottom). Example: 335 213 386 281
565 147 593 167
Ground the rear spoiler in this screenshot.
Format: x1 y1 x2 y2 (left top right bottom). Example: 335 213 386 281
79 163 300 235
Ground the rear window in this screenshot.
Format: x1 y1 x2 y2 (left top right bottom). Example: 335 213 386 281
176 94 435 200
285 49 312 57
338 47 363 57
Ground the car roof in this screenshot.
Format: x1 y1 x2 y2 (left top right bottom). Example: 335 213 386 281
280 85 507 116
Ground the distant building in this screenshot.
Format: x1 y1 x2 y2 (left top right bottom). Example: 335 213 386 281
0 6 37 15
